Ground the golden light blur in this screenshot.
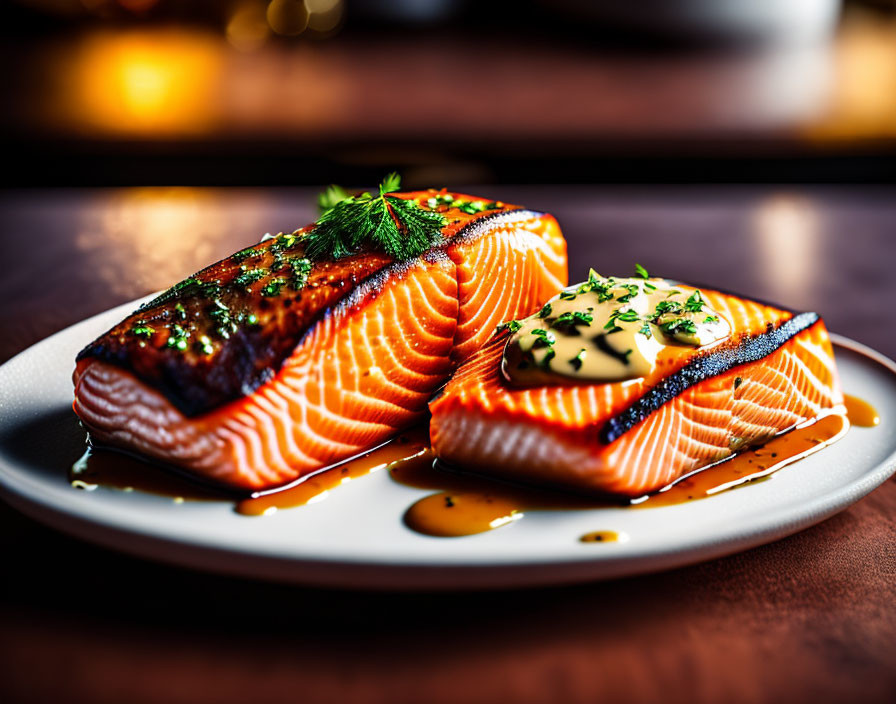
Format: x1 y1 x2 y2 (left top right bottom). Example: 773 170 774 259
305 0 343 33
75 188 273 297
267 0 308 36
64 30 221 136
753 194 820 309
226 1 270 52
806 11 896 139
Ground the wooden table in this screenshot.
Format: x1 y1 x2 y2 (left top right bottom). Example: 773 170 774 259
1 186 894 704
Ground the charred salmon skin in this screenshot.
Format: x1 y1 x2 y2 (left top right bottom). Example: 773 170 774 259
429 271 843 497
73 188 567 491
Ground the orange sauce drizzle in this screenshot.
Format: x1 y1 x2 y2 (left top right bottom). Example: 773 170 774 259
235 427 431 515
580 531 625 543
391 412 850 536
73 400 870 538
70 447 225 502
843 394 880 427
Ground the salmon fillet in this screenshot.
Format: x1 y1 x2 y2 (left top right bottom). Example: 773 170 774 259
429 286 843 497
73 192 568 490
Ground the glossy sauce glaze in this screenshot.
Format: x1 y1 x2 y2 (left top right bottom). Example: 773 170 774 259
72 400 869 538
580 531 626 543
843 393 880 427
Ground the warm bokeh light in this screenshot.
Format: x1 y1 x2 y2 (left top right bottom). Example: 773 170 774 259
65 31 221 136
75 188 273 297
753 194 819 309
266 0 308 36
806 11 896 139
227 1 270 52
305 0 343 33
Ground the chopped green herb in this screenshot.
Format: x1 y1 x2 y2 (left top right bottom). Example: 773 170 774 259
685 290 705 313
531 328 556 348
130 324 155 338
496 319 522 334
704 315 720 324
537 303 553 319
660 318 698 336
260 278 287 297
615 309 640 323
616 284 640 303
232 246 258 263
539 348 556 369
639 322 652 337
166 324 190 351
653 300 682 317
232 268 266 288
569 348 587 371
287 257 312 289
553 310 594 329
197 335 214 355
643 282 657 291
559 289 578 301
635 263 649 279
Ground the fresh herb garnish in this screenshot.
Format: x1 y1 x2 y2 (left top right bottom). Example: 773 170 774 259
569 348 586 371
537 303 552 319
317 184 350 214
639 322 652 337
539 348 556 369
559 289 578 301
616 284 640 303
653 300 682 317
232 268 266 289
660 318 698 336
306 173 446 261
287 257 312 289
197 335 214 355
685 290 705 313
232 246 258 263
260 278 287 298
166 324 189 351
497 319 522 334
531 328 556 348
635 263 649 279
704 315 720 324
553 311 593 329
130 324 155 338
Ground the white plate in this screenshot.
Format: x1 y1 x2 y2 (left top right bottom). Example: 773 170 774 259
1 298 894 590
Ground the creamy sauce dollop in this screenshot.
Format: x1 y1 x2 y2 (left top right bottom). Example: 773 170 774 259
501 273 731 386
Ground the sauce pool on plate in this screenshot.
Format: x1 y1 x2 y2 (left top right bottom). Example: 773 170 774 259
70 396 875 539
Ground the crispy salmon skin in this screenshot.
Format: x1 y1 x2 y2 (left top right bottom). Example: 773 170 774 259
73 191 568 490
429 283 843 497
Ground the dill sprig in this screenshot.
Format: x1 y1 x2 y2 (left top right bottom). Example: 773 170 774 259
306 173 446 262
317 184 350 214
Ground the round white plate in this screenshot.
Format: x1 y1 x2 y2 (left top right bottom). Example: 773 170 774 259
1 298 894 590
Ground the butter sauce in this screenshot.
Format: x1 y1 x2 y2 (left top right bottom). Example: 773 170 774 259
502 274 730 387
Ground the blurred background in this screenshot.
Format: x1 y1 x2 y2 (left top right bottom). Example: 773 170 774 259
3 0 896 187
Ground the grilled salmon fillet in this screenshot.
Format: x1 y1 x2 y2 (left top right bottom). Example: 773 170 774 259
73 192 567 490
429 284 843 497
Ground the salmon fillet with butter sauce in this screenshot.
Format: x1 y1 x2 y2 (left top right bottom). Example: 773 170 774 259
429 277 843 497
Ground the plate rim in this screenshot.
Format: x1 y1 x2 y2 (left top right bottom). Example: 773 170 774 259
0 302 894 590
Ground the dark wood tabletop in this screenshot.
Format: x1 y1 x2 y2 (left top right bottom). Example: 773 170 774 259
1 185 894 704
